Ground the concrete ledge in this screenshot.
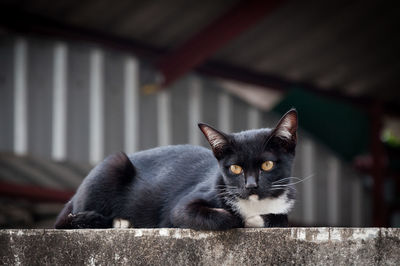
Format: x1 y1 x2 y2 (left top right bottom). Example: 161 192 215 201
1 228 399 265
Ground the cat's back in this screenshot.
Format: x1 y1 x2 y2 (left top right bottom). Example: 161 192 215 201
129 144 213 162
129 144 217 181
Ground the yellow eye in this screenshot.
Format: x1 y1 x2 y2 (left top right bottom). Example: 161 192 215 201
229 165 243 175
261 161 274 171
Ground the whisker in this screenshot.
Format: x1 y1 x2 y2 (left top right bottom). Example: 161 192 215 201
272 177 303 184
267 186 292 191
271 174 314 187
214 185 237 189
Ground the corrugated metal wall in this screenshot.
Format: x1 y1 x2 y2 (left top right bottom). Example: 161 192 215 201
0 35 371 226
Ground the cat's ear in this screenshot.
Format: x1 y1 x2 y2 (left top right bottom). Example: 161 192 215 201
272 108 298 143
198 123 230 159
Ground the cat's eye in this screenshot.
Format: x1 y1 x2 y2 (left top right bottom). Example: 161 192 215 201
229 165 243 175
261 161 274 171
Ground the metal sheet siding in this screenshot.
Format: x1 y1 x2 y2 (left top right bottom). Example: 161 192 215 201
66 43 90 162
27 38 53 158
0 34 368 226
0 38 14 151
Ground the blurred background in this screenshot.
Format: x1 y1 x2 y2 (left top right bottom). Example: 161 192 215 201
0 0 399 228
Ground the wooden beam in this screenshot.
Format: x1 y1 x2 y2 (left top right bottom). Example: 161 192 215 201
198 60 373 107
0 5 164 59
0 181 74 203
156 0 285 87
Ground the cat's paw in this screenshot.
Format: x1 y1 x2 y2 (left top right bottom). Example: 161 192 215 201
113 218 131 229
211 208 242 229
245 215 264 228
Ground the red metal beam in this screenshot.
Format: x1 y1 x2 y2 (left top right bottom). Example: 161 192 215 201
0 181 74 203
156 0 285 87
370 102 386 226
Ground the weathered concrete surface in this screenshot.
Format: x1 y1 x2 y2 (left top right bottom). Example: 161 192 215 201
1 228 399 265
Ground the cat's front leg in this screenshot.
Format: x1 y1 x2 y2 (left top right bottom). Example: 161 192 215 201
171 198 242 230
261 214 288 227
113 218 131 228
55 211 114 229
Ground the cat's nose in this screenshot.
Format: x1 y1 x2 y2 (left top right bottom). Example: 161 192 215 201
245 176 258 189
245 183 258 189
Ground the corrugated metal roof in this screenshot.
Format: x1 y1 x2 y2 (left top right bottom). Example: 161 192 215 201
0 153 90 228
1 0 399 103
216 0 400 101
0 153 90 190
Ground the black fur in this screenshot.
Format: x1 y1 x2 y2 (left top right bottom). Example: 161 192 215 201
262 214 289 227
55 109 298 230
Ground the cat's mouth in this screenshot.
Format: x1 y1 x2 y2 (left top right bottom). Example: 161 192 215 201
238 188 286 200
248 194 259 201
236 190 259 200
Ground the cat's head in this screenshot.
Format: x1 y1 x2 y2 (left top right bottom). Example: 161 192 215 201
199 109 297 200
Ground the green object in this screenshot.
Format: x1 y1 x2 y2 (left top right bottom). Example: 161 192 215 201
382 129 400 148
272 88 370 161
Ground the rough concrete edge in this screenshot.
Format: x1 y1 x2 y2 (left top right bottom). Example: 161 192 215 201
2 227 399 242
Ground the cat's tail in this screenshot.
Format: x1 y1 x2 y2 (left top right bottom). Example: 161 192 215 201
54 152 137 229
54 200 74 228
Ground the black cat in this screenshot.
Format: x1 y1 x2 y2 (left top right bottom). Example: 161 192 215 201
55 109 298 230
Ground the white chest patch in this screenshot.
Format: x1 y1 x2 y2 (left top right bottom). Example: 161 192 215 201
234 192 294 228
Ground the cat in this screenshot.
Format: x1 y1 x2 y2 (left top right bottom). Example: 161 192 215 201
54 109 298 230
